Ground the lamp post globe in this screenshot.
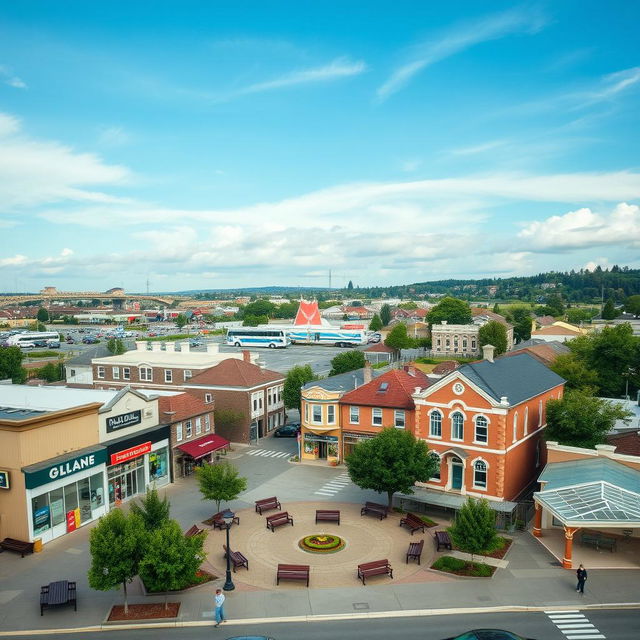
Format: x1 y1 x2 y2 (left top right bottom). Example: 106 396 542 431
222 509 235 591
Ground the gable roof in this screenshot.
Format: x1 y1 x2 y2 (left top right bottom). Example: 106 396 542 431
532 325 581 336
294 300 322 325
340 368 431 409
158 392 210 422
187 358 283 388
504 342 569 366
471 308 512 327
455 352 565 405
302 367 382 393
364 343 396 353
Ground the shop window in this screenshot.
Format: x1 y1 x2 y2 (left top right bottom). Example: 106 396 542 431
78 477 92 524
164 369 173 383
140 367 152 382
430 410 442 437
90 473 105 509
205 414 211 432
473 460 487 489
186 420 193 437
49 487 65 527
196 417 202 435
123 367 130 380
113 367 120 380
350 406 359 424
312 405 322 423
451 412 464 440
149 448 168 483
97 366 105 379
394 410 405 429
176 422 183 441
64 482 79 513
372 408 383 426
475 416 488 443
327 405 335 424
32 493 51 536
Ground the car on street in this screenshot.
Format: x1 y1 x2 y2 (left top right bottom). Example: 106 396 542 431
19 342 36 349
273 424 300 438
368 333 381 343
46 341 61 348
33 340 49 347
82 336 99 344
442 631 535 640
189 339 203 347
66 337 76 344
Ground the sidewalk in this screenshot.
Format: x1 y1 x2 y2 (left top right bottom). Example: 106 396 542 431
0 513 639 634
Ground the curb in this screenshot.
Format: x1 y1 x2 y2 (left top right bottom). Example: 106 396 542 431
2 602 640 636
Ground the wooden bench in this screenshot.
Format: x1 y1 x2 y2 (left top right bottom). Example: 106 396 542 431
255 497 281 515
357 559 393 585
266 511 294 532
222 544 249 572
399 513 426 535
315 509 340 525
434 530 452 551
184 524 204 537
581 532 617 552
0 538 34 558
211 511 240 530
277 563 309 587
406 539 424 564
360 501 388 520
40 580 76 616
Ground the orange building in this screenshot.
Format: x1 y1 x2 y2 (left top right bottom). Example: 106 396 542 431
413 345 565 503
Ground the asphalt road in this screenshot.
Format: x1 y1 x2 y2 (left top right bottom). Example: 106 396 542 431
4 609 637 639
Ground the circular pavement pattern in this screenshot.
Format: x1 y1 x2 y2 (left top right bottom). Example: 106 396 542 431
204 501 451 589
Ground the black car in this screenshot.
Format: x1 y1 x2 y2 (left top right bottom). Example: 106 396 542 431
443 631 535 640
273 424 300 438
33 340 48 347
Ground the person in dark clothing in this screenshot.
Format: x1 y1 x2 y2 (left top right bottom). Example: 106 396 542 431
576 563 587 593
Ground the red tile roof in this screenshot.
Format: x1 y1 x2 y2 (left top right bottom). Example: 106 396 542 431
188 358 284 388
432 360 460 375
502 344 563 366
536 315 556 326
471 308 512 326
532 325 581 336
340 368 431 409
606 431 640 457
159 392 210 422
364 343 396 353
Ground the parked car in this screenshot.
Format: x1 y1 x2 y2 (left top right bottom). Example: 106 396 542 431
274 424 300 438
66 337 76 344
189 339 203 347
442 631 535 640
368 333 381 343
19 342 36 349
33 340 48 347
46 341 61 349
82 336 98 344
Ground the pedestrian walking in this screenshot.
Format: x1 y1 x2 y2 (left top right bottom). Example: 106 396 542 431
576 563 587 594
214 588 226 627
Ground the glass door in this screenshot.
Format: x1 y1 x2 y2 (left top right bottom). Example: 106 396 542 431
451 457 463 490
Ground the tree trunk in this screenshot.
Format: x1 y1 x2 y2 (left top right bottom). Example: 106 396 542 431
123 580 128 614
387 490 394 510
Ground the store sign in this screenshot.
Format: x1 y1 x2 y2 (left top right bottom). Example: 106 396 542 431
0 470 9 489
66 509 77 533
110 441 151 465
106 409 142 433
34 506 50 529
49 455 97 480
23 449 107 490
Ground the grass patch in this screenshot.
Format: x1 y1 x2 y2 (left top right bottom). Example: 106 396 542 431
145 333 199 341
452 536 512 559
26 351 63 358
431 555 495 577
371 362 389 369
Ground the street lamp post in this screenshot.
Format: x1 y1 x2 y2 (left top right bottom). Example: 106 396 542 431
222 509 235 591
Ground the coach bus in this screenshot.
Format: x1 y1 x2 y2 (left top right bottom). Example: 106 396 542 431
226 327 290 349
4 331 61 347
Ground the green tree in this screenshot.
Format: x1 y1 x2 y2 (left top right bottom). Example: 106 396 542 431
384 323 413 350
506 306 532 343
175 314 188 329
274 302 298 319
545 293 565 316
478 321 508 356
545 389 633 448
492 303 500 314
345 428 437 508
283 364 316 412
427 297 472 326
195 461 247 513
130 487 171 531
138 520 205 604
88 510 148 614
114 338 127 355
347 280 354 290
369 314 383 332
329 350 366 376
213 409 244 434
241 299 276 318
602 298 618 320
398 301 418 310
379 304 392 327
37 361 62 382
36 307 49 322
625 295 640 318
566 308 597 324
242 314 268 326
550 353 599 391
448 497 499 562
107 338 116 354
0 346 27 383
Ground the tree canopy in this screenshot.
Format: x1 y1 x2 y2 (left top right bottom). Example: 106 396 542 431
550 353 599 391
283 364 316 412
130 487 171 531
0 346 26 383
505 306 532 343
329 350 366 376
369 314 383 332
448 498 499 561
241 299 276 318
545 389 633 448
601 298 618 320
625 295 640 317
427 297 472 326
36 307 49 322
195 461 247 513
346 428 437 508
380 304 392 327
107 338 127 354
477 321 508 355
384 323 413 350
175 314 188 329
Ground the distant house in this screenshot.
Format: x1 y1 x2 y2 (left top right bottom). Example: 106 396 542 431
530 325 582 343
363 342 397 364
506 339 570 367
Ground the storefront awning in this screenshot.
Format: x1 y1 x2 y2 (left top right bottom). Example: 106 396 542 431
177 434 230 460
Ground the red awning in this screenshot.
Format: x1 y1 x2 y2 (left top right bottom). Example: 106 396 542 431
177 434 230 460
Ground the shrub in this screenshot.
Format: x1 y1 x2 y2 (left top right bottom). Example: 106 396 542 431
433 556 466 571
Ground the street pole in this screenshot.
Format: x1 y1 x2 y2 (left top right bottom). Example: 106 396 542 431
223 521 235 591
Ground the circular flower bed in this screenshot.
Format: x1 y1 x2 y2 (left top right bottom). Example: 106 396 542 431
298 534 346 554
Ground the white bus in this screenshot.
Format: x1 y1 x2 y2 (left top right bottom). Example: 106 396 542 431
4 331 61 347
226 327 290 349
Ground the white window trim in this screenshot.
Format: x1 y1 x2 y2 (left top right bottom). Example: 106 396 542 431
176 422 183 442
429 409 443 438
429 451 442 481
112 367 120 380
327 405 336 425
349 406 359 424
183 370 192 381
394 409 405 429
538 400 543 426
139 366 152 382
513 411 519 443
473 414 490 445
524 406 529 436
123 367 131 380
450 411 464 441
372 407 383 427
472 457 489 490
311 404 323 424
205 414 211 432
164 369 173 383
97 366 105 379
185 420 193 438
205 393 213 403
195 417 202 435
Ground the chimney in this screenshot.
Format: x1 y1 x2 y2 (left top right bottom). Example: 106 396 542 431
135 341 146 351
414 386 421 394
207 343 219 354
500 396 509 407
595 444 616 458
441 320 447 325
151 342 162 352
364 361 372 384
482 344 495 363
180 341 190 353
165 342 175 353
242 349 251 363
403 365 416 377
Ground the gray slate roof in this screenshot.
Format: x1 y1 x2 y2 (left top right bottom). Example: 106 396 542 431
458 352 565 405
539 457 640 493
66 345 112 366
302 367 381 393
509 338 571 355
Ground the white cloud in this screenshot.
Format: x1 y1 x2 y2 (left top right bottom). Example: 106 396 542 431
518 202 640 251
448 139 509 156
377 7 546 101
61 248 74 257
98 126 131 146
0 65 27 89
583 257 612 272
0 113 20 137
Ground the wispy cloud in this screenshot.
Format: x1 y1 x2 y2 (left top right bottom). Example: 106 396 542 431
0 64 27 89
376 7 546 101
98 125 131 147
448 139 509 156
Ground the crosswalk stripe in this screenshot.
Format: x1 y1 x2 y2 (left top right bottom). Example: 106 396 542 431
557 624 595 629
545 610 605 640
314 491 337 496
549 614 587 619
545 610 580 614
562 636 605 640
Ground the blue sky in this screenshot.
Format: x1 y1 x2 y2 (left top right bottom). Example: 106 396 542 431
1 1 639 292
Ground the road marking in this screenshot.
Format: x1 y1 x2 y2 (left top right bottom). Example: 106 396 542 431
545 611 606 639
314 473 351 496
245 449 290 459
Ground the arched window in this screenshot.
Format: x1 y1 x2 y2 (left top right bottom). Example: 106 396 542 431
473 460 487 489
475 416 488 444
524 406 529 435
429 451 441 481
538 399 543 426
451 412 464 440
513 411 519 442
430 410 442 437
